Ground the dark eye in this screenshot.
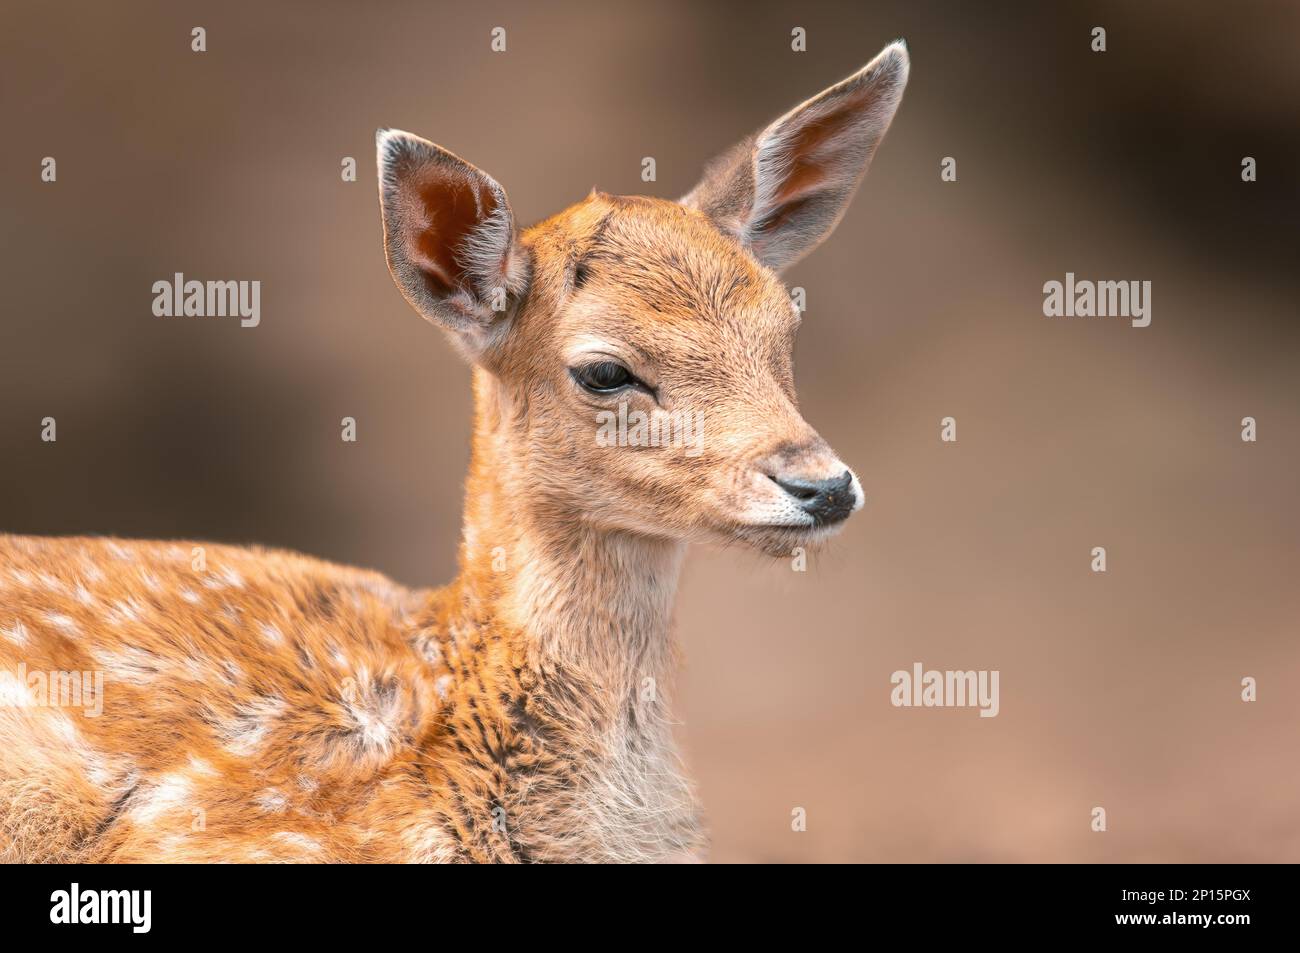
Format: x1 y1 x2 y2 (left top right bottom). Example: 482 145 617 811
572 361 634 394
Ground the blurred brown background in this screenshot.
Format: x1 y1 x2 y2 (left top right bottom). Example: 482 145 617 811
2 1 1298 862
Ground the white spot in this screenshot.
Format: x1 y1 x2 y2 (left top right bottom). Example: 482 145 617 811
177 653 209 682
94 645 162 682
341 670 399 756
347 701 392 752
401 824 458 863
270 831 323 856
138 569 162 592
37 572 67 593
52 713 123 789
73 582 96 606
0 670 32 706
1 620 30 647
434 674 453 700
45 612 79 634
129 773 192 824
106 541 134 561
413 631 443 665
50 711 79 744
9 569 34 588
179 587 201 604
259 622 284 646
107 598 146 626
256 788 289 813
85 755 127 789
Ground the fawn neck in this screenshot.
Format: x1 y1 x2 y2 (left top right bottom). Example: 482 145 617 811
453 368 686 701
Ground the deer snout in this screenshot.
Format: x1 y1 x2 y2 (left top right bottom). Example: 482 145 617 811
768 471 859 526
751 442 865 530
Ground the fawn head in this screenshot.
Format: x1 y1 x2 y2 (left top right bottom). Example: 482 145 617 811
377 42 908 557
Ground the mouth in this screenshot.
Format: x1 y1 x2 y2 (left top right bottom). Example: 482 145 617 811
731 519 850 556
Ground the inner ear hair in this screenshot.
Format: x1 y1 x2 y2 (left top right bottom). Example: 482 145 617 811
376 129 529 349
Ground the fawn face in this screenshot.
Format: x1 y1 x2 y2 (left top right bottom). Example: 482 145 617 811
378 42 909 557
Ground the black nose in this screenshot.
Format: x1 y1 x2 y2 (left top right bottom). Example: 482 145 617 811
770 471 856 526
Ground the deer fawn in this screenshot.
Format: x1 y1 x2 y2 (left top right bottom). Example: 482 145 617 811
0 42 908 862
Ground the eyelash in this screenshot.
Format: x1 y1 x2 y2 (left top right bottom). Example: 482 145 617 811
571 361 647 396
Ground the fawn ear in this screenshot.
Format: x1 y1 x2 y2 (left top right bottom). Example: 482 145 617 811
377 129 529 356
682 40 909 272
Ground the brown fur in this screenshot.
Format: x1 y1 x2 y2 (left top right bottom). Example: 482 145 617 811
0 43 908 862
